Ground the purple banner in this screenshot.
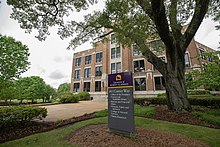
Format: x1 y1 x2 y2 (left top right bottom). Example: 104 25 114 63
108 72 133 87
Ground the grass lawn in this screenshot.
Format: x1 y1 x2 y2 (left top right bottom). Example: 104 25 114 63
1 117 219 147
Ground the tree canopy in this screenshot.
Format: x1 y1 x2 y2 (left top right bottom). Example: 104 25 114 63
0 34 30 80
57 83 71 93
6 0 220 111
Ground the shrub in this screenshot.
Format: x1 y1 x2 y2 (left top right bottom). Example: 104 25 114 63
0 106 47 127
58 92 79 103
77 92 90 101
187 90 211 95
134 97 220 108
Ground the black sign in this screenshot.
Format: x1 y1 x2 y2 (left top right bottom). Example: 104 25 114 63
108 72 134 135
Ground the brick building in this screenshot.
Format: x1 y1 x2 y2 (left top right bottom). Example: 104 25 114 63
70 35 215 100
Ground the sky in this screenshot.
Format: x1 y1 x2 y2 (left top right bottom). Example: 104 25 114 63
0 0 219 88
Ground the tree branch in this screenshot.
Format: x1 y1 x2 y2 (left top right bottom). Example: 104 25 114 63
150 0 174 51
135 0 154 20
137 40 167 75
169 0 182 41
183 0 210 51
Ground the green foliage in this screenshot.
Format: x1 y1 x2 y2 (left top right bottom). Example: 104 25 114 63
186 51 220 90
187 90 211 95
0 80 19 102
135 97 220 108
157 90 211 97
7 0 220 111
42 84 56 102
15 76 47 103
77 91 90 101
0 106 47 127
0 34 30 80
57 83 70 93
57 92 79 103
157 93 166 97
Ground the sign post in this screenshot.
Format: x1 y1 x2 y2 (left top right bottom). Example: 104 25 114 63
108 72 135 135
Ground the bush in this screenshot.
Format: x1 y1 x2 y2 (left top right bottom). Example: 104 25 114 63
134 97 220 108
0 106 47 127
58 92 79 103
157 90 211 98
157 93 166 97
77 92 90 101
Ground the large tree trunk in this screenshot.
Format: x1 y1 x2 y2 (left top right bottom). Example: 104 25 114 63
164 47 192 112
164 72 191 112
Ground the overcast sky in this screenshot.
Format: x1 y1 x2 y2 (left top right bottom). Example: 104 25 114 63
0 0 219 88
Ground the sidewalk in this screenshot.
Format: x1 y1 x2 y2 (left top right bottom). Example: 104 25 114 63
40 100 108 122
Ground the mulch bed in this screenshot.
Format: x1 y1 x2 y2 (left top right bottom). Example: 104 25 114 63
0 106 219 144
68 124 208 147
146 106 219 129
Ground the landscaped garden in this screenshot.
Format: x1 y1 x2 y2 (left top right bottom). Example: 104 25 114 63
0 94 219 146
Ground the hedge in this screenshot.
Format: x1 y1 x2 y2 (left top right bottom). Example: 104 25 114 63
157 90 211 97
134 97 220 108
0 106 47 127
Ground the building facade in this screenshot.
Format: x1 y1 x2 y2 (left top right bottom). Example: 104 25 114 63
70 35 215 100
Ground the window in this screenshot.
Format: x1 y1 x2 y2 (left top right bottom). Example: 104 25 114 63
185 53 190 67
154 77 165 90
111 34 116 44
84 82 90 92
84 68 91 78
95 81 101 92
74 70 80 79
111 48 116 59
134 78 146 91
116 47 121 58
133 44 142 56
75 57 81 66
111 62 121 74
73 83 80 92
95 66 102 76
96 52 102 62
111 47 121 59
134 60 145 72
111 63 116 74
85 55 92 65
199 49 205 59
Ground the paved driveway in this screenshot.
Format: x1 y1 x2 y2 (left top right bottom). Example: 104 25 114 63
40 100 107 122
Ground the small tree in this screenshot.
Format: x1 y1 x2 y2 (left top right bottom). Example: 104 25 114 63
57 83 70 93
16 76 47 103
0 80 18 104
0 34 30 80
42 84 56 103
187 51 220 90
